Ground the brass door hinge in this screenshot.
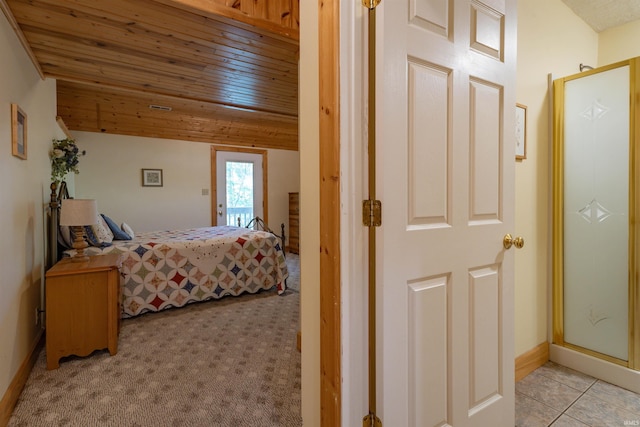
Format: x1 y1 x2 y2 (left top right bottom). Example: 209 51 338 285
362 0 381 9
363 413 382 427
363 199 382 227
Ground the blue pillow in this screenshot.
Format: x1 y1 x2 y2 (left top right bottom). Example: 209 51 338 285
101 214 132 240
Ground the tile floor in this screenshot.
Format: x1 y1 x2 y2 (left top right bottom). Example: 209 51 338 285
516 361 640 426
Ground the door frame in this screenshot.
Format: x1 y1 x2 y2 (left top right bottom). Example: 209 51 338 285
318 1 369 424
318 0 344 425
210 145 269 227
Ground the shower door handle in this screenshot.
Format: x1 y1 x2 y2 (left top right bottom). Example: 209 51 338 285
503 234 524 250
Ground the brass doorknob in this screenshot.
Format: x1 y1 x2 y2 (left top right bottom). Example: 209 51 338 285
503 234 524 250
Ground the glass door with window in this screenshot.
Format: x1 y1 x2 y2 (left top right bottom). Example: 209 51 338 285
215 150 264 227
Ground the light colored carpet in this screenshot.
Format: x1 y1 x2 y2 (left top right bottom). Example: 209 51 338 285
9 253 301 427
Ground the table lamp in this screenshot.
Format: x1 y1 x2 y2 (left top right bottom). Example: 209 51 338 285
59 199 98 262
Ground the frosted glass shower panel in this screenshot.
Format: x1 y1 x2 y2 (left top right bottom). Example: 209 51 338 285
563 65 629 361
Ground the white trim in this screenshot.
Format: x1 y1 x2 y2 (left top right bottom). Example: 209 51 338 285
547 73 555 346
340 0 368 425
550 344 640 394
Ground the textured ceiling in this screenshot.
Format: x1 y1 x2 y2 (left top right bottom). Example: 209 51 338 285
562 0 640 32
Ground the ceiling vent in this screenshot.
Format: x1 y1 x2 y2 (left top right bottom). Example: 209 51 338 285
148 104 172 111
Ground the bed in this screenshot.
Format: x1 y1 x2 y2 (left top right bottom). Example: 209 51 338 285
47 183 289 318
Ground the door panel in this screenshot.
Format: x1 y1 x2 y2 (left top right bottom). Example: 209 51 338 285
469 265 501 411
469 78 502 223
377 0 516 425
409 0 451 37
407 60 451 228
408 275 449 426
470 2 505 60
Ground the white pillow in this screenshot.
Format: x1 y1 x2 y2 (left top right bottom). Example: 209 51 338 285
93 215 114 244
121 222 135 239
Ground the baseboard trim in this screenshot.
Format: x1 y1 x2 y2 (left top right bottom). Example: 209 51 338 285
515 341 549 382
0 329 44 427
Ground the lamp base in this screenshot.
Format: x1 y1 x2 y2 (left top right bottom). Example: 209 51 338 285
70 226 90 262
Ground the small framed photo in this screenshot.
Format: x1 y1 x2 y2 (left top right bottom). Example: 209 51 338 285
142 168 163 187
11 104 27 160
515 103 527 160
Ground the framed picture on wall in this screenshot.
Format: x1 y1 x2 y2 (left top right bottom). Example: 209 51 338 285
11 104 27 160
515 103 527 160
142 168 163 187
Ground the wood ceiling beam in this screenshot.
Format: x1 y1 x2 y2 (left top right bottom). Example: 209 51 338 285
56 81 298 151
157 0 299 41
5 0 300 151
0 0 44 78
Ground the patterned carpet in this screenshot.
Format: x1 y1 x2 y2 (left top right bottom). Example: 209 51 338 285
9 253 301 427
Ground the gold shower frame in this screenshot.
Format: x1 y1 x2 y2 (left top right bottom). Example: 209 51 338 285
552 58 640 370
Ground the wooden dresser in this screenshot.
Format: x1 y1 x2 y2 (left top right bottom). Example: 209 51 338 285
288 192 299 254
45 254 122 369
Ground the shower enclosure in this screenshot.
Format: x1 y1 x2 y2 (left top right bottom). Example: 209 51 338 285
552 58 640 391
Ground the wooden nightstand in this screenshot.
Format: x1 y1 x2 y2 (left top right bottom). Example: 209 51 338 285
45 253 122 370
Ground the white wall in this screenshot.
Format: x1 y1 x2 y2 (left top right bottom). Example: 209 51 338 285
0 11 64 400
269 148 301 237
598 20 640 66
73 131 299 235
515 0 598 357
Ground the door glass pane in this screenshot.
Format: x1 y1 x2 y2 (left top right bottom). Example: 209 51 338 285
226 161 254 227
563 65 629 360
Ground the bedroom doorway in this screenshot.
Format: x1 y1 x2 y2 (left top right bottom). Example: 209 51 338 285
211 146 268 227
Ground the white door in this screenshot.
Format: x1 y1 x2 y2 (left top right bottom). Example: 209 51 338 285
377 0 517 425
215 150 264 227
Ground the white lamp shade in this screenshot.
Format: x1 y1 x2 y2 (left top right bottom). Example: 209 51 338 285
59 199 98 226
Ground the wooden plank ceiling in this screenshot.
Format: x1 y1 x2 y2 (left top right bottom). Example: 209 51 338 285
2 0 300 150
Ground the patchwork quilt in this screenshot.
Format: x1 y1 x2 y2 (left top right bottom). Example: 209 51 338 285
65 226 288 318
